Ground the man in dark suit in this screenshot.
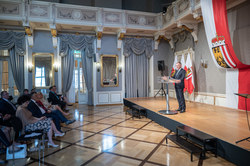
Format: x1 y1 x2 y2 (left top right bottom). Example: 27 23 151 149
28 92 74 133
162 62 186 113
172 62 186 113
0 91 22 141
48 86 67 110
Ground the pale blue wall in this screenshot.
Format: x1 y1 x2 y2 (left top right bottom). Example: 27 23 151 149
32 30 54 53
29 30 57 90
96 35 122 92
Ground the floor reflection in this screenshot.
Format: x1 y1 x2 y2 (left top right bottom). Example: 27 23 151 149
0 104 235 166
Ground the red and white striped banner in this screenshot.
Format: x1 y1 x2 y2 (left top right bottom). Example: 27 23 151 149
201 0 250 110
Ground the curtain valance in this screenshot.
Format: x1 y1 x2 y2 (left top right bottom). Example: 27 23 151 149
123 38 154 58
0 31 26 56
59 34 95 59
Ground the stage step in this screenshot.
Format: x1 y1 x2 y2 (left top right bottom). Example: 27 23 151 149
166 134 202 162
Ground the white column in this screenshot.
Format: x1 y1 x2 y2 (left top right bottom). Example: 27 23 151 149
93 62 97 106
93 40 97 106
24 36 29 89
121 41 125 98
57 38 62 94
149 55 154 97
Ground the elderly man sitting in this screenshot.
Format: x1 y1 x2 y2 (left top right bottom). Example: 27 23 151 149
37 92 69 116
27 92 75 133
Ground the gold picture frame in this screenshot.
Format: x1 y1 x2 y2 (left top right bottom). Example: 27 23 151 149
32 53 55 88
101 54 119 87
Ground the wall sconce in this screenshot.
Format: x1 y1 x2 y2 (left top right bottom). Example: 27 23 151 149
53 62 59 72
201 59 208 68
96 62 100 72
28 63 33 72
119 66 122 73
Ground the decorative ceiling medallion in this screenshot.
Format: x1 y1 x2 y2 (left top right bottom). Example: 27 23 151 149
72 10 82 20
138 16 146 25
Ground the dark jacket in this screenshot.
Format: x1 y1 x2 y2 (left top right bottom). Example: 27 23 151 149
48 91 60 105
172 68 186 89
0 98 16 116
27 100 44 118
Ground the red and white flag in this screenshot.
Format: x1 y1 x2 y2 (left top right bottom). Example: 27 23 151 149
171 55 177 77
184 53 194 94
181 54 185 70
180 54 188 92
201 0 250 110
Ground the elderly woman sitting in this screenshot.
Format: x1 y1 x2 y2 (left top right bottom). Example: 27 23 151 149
36 92 69 116
16 95 64 148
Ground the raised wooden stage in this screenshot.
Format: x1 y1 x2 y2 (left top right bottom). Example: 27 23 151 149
123 97 250 166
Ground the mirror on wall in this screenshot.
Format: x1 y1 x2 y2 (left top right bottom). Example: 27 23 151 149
32 53 54 88
101 55 118 87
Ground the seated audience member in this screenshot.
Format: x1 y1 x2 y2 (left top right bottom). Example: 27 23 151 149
48 86 73 110
16 95 64 148
23 89 29 96
37 92 69 116
0 91 22 144
28 92 75 133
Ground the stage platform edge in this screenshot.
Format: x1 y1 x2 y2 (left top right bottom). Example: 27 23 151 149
124 98 250 166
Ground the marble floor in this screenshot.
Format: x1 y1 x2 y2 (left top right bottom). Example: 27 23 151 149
1 104 235 166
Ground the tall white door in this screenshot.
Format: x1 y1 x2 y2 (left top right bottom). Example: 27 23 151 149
74 51 88 104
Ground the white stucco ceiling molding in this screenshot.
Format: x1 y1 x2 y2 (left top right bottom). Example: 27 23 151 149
117 28 126 50
192 10 202 21
22 0 30 27
165 32 175 51
96 26 103 50
49 24 58 48
153 31 174 50
177 20 198 42
24 26 33 47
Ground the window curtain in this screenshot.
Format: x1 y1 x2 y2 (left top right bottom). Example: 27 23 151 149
0 31 25 93
59 34 95 105
81 50 94 105
123 38 154 98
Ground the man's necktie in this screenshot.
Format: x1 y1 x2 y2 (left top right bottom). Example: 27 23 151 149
176 69 180 77
36 101 48 112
